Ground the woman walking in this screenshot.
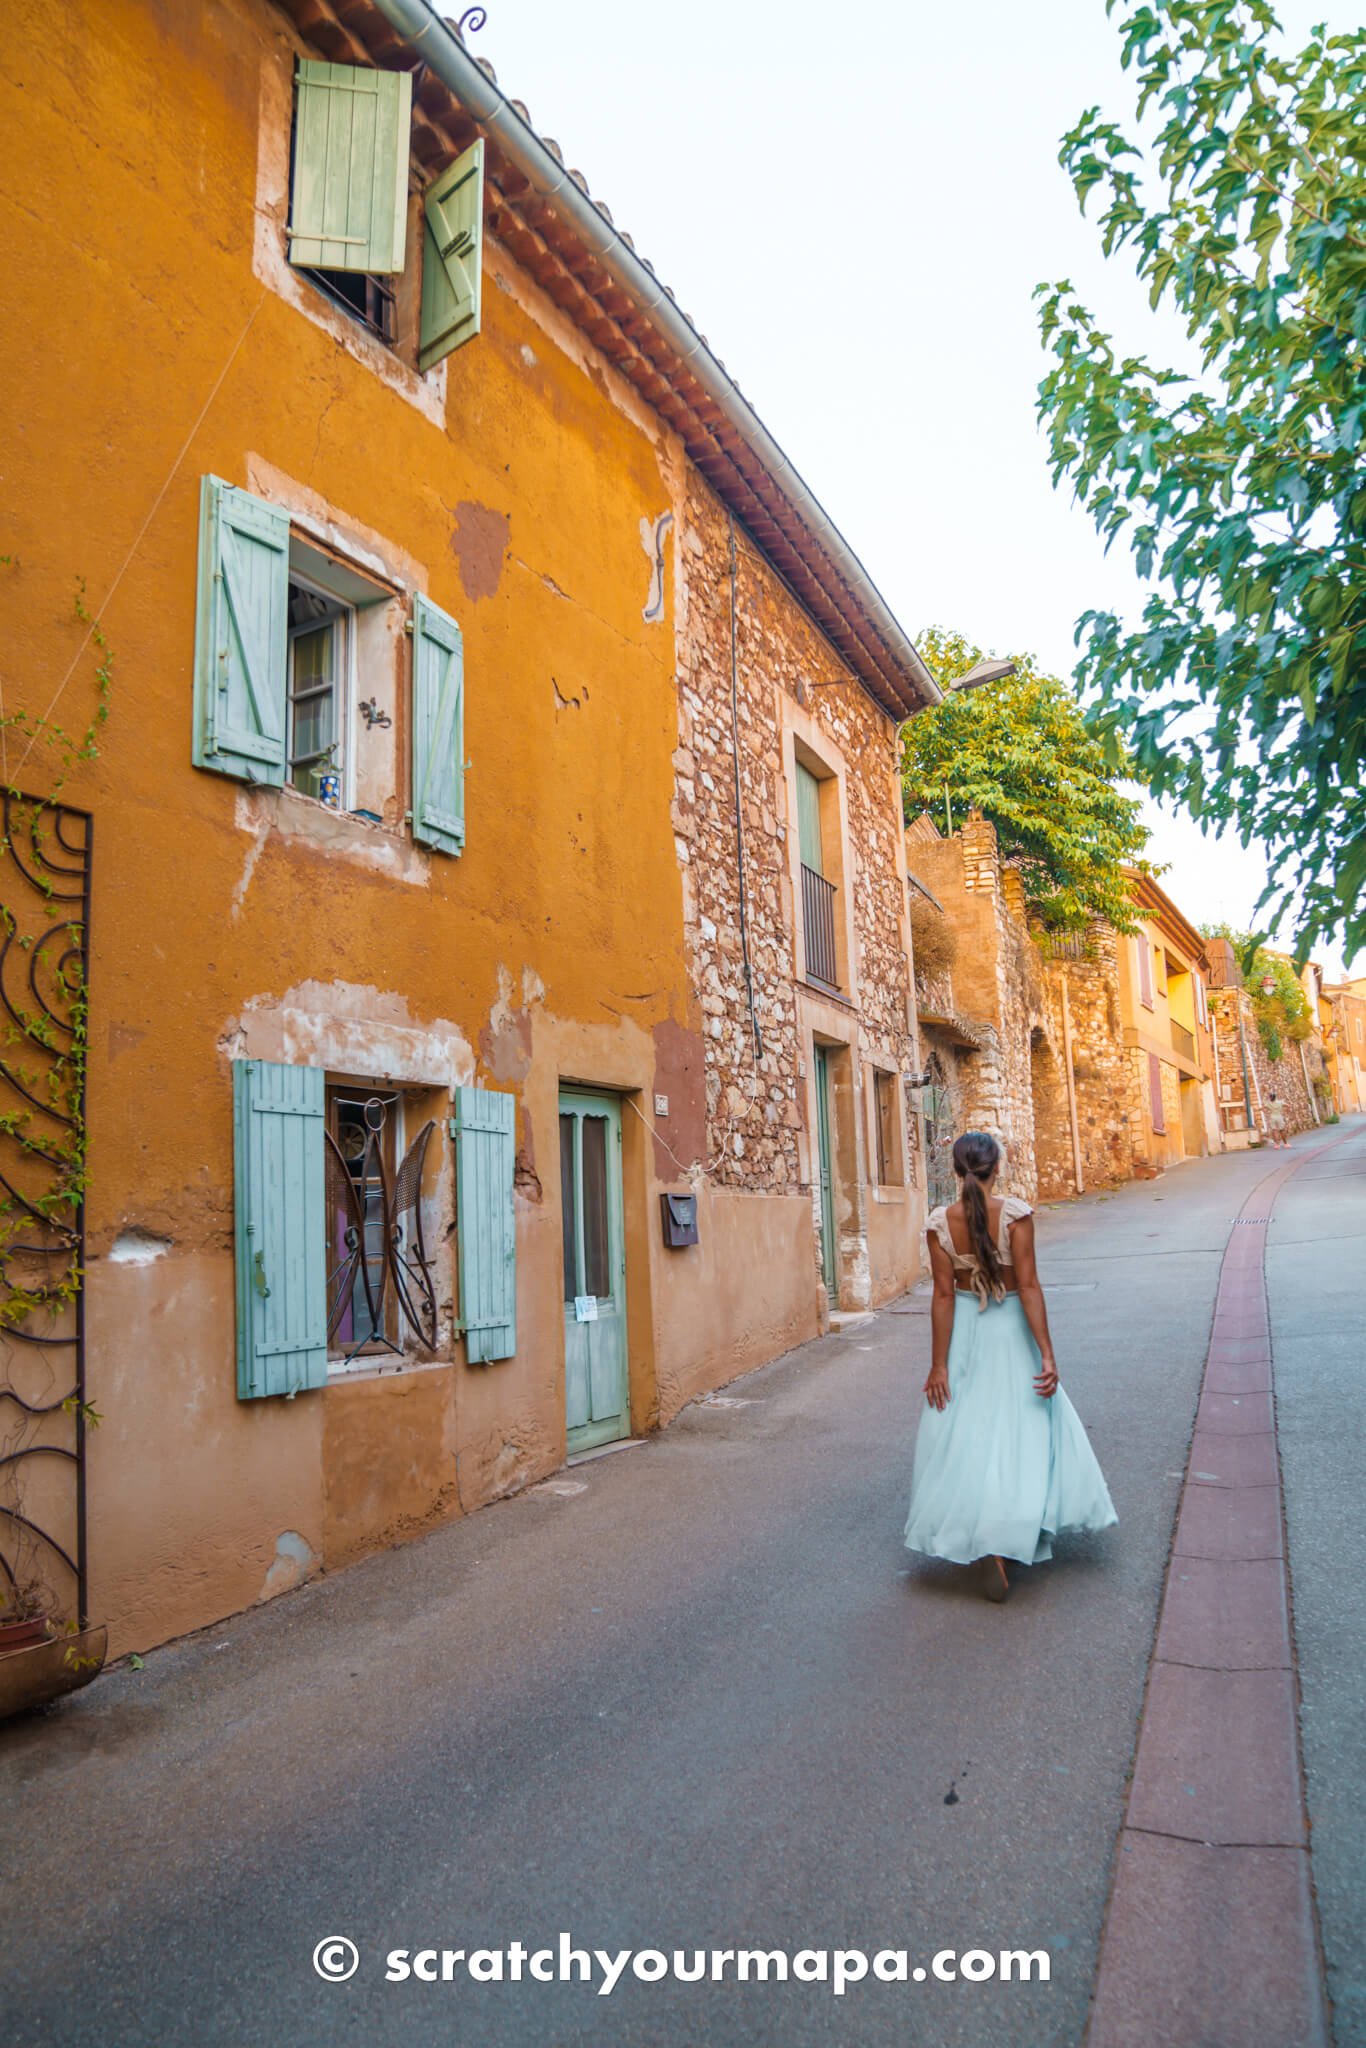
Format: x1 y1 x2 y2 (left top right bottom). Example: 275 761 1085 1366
1265 1093 1289 1148
904 1132 1116 1601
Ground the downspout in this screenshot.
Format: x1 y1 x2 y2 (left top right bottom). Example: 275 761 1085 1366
728 515 762 1062
1298 1036 1321 1125
1210 1002 1225 1148
1059 972 1084 1196
370 0 941 713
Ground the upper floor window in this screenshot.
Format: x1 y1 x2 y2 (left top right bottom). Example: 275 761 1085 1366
192 476 467 859
796 759 839 991
287 60 484 372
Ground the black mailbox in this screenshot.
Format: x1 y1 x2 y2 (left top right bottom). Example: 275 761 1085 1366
660 1191 699 1248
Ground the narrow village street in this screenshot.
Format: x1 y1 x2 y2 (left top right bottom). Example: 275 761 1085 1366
4 1120 1361 2048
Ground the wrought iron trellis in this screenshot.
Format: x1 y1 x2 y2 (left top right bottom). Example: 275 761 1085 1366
325 1096 439 1361
0 793 92 1630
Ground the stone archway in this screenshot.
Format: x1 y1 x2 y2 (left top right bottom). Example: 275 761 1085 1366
1030 1027 1074 1201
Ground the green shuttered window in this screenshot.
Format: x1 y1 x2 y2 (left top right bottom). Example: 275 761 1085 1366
411 593 466 856
193 477 290 786
289 61 412 275
454 1086 517 1363
233 1060 328 1399
419 140 484 369
796 761 824 874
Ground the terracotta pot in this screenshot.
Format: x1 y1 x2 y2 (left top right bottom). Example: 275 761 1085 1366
0 1613 52 1655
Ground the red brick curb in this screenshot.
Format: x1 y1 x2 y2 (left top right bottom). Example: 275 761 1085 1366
1085 1135 1349 2048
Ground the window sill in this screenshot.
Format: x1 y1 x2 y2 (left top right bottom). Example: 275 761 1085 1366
327 1352 452 1385
797 977 854 1010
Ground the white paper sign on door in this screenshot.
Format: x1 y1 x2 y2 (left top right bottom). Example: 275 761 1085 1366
574 1294 598 1323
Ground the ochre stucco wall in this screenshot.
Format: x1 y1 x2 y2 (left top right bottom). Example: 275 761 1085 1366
0 0 709 1653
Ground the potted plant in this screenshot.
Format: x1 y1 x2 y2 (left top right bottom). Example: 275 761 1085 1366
0 1585 53 1655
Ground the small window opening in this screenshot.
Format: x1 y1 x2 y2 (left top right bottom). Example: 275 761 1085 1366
287 580 350 802
301 266 396 345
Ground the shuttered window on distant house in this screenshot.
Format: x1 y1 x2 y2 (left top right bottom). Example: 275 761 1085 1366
233 1059 329 1399
796 761 824 874
1137 936 1155 1009
1148 1052 1166 1135
453 1086 517 1363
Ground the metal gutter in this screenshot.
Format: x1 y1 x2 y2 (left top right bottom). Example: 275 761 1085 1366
370 0 941 711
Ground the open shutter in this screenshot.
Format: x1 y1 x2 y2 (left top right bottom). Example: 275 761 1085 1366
411 593 465 855
289 61 412 275
454 1085 517 1363
193 476 290 786
1148 1052 1166 1135
419 141 484 370
233 1059 327 1399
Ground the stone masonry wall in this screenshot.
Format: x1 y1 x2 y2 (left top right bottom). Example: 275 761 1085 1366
906 814 1045 1200
672 471 914 1191
1040 930 1141 1189
1209 988 1315 1138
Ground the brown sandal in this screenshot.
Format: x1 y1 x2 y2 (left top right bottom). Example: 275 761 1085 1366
981 1556 1010 1603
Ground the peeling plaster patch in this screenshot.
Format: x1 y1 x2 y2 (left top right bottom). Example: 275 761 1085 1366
552 676 582 713
259 1529 317 1602
480 964 534 1085
109 1228 172 1265
232 815 272 916
521 967 546 1007
640 509 674 622
520 343 538 367
489 1439 533 1500
234 787 429 887
225 981 475 1090
451 500 510 603
107 1022 146 1062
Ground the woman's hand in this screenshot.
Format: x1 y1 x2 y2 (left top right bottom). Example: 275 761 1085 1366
924 1364 950 1411
1034 1354 1058 1399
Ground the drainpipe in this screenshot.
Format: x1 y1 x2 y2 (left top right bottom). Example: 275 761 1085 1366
371 0 940 712
1234 992 1255 1136
1059 973 1084 1196
1298 1036 1321 1125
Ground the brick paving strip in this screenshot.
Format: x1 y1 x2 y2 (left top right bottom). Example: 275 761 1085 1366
1085 1135 1352 2048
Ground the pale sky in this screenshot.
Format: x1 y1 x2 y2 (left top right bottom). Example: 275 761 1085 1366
475 0 1359 977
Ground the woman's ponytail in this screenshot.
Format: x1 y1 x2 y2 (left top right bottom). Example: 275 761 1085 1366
953 1131 1004 1295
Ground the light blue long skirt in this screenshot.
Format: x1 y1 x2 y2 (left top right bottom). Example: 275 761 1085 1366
904 1293 1117 1567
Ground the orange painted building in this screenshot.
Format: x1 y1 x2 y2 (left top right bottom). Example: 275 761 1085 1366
0 0 933 1655
1116 873 1219 1169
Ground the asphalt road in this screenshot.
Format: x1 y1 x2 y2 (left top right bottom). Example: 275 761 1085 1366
2 1125 1359 2048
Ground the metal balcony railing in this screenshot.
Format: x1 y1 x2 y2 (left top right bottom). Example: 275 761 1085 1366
1171 1020 1196 1061
801 864 839 989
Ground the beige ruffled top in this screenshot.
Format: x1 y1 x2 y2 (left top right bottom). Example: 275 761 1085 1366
927 1196 1034 1309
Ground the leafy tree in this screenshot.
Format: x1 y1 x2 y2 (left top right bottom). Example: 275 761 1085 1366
1037 0 1366 962
903 627 1150 930
1202 920 1312 1060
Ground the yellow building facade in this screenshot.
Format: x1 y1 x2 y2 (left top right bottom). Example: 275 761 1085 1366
1116 874 1219 1170
0 0 932 1656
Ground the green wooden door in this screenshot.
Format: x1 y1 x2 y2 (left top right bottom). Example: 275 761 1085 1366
559 1090 629 1454
813 1047 837 1302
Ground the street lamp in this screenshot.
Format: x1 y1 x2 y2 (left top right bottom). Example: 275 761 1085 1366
1260 974 1277 997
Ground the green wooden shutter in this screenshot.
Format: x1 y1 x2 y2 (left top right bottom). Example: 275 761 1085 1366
411 593 465 855
796 761 824 873
419 141 484 370
454 1086 517 1363
289 61 412 275
233 1059 328 1399
193 477 290 787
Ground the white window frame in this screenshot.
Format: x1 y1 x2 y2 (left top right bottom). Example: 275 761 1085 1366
286 574 356 810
